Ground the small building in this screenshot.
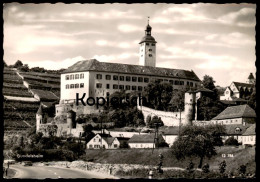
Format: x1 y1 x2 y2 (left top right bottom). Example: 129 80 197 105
161 127 179 147
86 133 120 149
212 104 256 125
242 124 255 146
128 134 165 148
220 76 255 101
222 124 253 144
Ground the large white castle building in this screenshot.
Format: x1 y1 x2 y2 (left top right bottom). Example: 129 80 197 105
55 21 201 116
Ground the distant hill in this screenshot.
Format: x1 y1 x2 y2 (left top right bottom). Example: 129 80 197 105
3 67 60 132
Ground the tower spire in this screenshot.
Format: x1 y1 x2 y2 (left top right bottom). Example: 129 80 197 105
147 16 150 25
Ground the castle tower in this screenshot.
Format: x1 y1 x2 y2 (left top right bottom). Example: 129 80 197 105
36 105 43 132
247 73 255 84
139 17 157 67
184 91 196 125
67 110 76 134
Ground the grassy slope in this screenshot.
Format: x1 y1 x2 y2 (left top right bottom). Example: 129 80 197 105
83 146 255 174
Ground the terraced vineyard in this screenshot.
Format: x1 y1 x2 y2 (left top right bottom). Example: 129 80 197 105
19 71 60 98
3 68 61 131
4 100 40 130
3 71 33 97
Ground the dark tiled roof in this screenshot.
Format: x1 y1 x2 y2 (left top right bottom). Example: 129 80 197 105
162 127 179 135
230 97 247 102
219 100 237 105
37 105 43 115
233 82 254 89
128 134 155 143
224 124 252 135
212 104 256 120
31 89 59 101
242 124 255 136
248 73 255 79
195 87 214 93
98 133 112 138
139 35 157 44
62 59 201 81
103 137 115 145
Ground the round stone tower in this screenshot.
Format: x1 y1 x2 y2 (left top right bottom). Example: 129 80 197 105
36 105 43 132
67 110 76 134
184 91 196 125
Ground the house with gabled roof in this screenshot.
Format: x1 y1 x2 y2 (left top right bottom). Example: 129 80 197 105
212 104 256 125
221 124 253 143
161 126 179 147
128 134 166 148
128 134 155 148
242 124 255 146
220 73 255 101
86 133 120 149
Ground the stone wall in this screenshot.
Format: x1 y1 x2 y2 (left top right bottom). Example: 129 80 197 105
33 161 154 177
137 105 185 126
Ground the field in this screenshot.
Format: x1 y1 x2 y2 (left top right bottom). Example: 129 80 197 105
82 146 256 175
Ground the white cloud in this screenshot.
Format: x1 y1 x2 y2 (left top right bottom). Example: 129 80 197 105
96 40 108 46
92 55 116 63
218 7 256 27
25 56 86 70
5 24 80 54
118 24 142 33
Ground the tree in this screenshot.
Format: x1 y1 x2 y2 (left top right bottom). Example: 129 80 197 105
46 124 58 137
172 125 221 168
224 137 239 146
109 109 126 128
31 67 46 73
14 60 23 68
202 75 216 90
169 87 189 112
143 81 173 111
197 96 225 121
206 124 226 146
201 75 218 99
19 64 29 72
147 116 164 128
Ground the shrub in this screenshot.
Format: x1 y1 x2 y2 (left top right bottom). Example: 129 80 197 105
238 165 247 177
219 160 226 174
202 163 210 173
224 137 239 146
186 161 195 173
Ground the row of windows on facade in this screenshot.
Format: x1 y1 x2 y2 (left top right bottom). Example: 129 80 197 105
88 144 118 148
97 84 145 91
65 83 84 89
96 74 150 83
65 83 145 91
65 73 84 80
243 136 255 142
96 74 195 86
65 73 195 87
216 119 240 124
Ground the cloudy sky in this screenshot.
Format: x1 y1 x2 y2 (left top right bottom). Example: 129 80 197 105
3 3 256 86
